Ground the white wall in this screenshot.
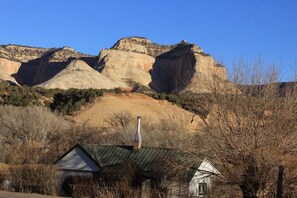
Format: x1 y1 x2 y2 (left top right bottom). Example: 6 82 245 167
189 159 220 197
56 147 100 171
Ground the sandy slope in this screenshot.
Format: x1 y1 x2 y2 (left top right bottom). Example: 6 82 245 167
72 93 203 132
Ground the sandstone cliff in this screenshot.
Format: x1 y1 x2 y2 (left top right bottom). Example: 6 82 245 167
16 47 96 86
0 45 47 84
98 48 155 87
98 37 231 93
150 44 231 93
0 58 21 84
0 44 98 87
0 44 49 63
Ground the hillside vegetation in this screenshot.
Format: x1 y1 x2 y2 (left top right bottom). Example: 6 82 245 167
0 81 214 119
0 82 103 115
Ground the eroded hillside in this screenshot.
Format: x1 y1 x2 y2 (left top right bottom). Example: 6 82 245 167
72 93 204 132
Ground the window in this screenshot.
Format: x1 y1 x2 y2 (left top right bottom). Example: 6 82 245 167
198 183 207 195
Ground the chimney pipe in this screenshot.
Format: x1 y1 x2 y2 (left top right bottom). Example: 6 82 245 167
133 116 142 150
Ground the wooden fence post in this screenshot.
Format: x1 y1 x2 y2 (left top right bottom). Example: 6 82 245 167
276 166 284 198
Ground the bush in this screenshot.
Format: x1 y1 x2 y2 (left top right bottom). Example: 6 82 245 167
0 83 104 115
62 175 114 198
0 83 43 106
50 88 103 115
6 164 58 195
147 91 213 119
178 93 213 119
113 88 122 94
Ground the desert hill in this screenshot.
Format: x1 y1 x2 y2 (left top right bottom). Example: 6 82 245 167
0 37 233 93
72 93 203 132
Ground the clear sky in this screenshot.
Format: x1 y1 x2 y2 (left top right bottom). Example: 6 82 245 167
1 0 296 81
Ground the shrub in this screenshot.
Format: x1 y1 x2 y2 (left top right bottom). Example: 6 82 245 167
147 91 213 119
113 88 122 94
6 164 58 195
50 88 103 115
0 83 104 115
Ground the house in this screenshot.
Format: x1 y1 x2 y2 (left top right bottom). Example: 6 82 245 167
55 116 220 197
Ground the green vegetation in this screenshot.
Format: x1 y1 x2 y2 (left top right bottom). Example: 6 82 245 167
113 87 122 94
49 88 103 115
0 82 103 115
125 78 152 93
0 83 45 106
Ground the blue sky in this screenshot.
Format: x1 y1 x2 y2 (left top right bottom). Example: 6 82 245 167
1 0 296 81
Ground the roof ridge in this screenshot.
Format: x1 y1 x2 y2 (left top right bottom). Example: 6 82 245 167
81 143 177 150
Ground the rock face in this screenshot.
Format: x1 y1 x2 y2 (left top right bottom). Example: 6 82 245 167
0 44 98 87
150 44 228 93
0 37 231 93
98 48 155 87
15 47 96 86
98 37 230 93
0 58 21 84
0 45 49 63
110 37 176 57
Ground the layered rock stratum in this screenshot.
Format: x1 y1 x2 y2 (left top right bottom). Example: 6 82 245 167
0 37 233 93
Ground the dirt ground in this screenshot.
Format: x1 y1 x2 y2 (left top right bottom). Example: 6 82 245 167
0 191 69 198
72 93 203 132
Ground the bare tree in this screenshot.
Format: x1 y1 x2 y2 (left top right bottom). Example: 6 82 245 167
144 118 193 149
0 106 69 145
105 111 133 129
197 61 297 197
0 106 69 163
42 122 106 164
103 111 193 149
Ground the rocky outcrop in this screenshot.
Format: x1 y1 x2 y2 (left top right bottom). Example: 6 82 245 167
111 37 177 57
0 58 21 84
97 49 155 87
37 59 118 89
28 47 94 85
0 58 22 75
98 37 230 93
0 45 97 87
150 44 229 93
0 68 19 85
0 44 49 63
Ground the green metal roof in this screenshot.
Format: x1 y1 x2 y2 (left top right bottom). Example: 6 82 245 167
81 144 133 167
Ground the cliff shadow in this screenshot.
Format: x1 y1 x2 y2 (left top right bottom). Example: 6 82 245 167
81 56 99 70
149 44 196 93
14 58 69 86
